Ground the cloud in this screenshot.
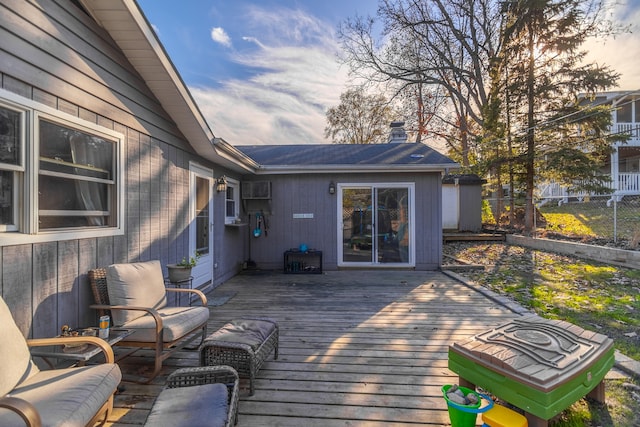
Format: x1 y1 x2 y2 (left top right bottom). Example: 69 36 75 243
242 36 266 49
211 27 232 48
583 2 640 90
192 7 349 145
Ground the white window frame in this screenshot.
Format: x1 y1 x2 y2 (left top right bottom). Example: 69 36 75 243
0 100 27 233
0 89 124 246
337 182 415 268
225 177 240 224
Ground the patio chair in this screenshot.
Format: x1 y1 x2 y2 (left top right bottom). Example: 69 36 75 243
88 260 209 383
0 294 122 427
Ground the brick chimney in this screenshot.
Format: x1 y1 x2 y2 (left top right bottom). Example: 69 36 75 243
388 121 408 143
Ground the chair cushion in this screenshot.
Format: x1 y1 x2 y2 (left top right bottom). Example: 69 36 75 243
206 319 276 351
0 296 39 397
107 260 168 326
122 306 209 343
144 383 229 427
0 363 122 427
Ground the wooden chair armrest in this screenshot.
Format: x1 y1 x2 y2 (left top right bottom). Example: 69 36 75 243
0 396 42 427
165 288 208 306
27 336 115 363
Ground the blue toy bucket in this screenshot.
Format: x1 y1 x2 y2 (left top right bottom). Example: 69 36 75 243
442 385 493 427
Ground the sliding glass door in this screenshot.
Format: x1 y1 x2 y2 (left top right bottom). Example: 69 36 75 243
339 184 413 266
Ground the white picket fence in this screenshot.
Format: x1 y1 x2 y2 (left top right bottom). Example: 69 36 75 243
537 173 640 206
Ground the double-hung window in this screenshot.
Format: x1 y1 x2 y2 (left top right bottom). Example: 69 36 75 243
0 89 123 243
225 178 239 224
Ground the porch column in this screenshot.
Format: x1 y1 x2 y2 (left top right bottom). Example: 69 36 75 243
611 146 619 192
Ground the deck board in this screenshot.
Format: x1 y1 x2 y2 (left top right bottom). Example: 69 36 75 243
107 270 517 426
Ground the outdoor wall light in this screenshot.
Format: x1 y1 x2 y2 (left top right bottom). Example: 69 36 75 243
328 181 336 195
216 175 228 193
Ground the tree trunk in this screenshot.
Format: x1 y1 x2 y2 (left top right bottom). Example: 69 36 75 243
524 23 536 233
459 113 470 167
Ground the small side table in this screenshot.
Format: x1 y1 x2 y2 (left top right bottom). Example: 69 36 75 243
31 328 133 368
283 250 322 274
164 276 193 306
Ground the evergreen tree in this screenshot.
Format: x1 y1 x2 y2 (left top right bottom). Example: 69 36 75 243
494 0 621 232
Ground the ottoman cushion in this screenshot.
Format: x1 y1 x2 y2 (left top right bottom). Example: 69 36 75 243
207 319 276 351
144 383 229 427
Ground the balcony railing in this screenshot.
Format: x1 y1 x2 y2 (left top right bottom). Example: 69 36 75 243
613 123 640 144
538 173 640 203
617 173 640 194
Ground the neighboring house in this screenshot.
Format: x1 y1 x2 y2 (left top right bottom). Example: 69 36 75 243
539 91 640 204
0 0 457 336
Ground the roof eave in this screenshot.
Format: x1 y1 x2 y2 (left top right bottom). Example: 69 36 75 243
251 164 461 175
213 138 259 172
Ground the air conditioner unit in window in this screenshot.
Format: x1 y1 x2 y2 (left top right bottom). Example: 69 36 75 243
241 181 271 199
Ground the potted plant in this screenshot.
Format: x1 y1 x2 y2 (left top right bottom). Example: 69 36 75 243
167 252 199 282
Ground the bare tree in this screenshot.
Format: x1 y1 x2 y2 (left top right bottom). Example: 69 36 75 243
338 0 501 165
339 0 623 233
324 87 398 144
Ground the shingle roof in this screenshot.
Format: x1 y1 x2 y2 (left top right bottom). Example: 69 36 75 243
237 143 458 172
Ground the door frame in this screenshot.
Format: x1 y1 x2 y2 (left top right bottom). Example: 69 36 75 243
337 182 415 268
189 162 214 289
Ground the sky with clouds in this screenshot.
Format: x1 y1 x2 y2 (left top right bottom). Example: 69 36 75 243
138 0 640 147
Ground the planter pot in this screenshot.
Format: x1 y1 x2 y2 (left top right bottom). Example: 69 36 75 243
167 264 192 282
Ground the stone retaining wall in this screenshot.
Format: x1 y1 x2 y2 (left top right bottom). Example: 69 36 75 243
507 235 640 270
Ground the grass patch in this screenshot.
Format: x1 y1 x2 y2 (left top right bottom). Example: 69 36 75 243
552 378 640 427
543 212 597 236
540 198 640 241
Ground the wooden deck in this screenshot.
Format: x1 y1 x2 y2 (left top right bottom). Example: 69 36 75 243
107 270 518 426
443 232 506 242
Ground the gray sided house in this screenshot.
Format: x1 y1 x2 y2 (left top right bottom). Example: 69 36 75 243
237 144 458 271
0 0 252 336
0 0 458 337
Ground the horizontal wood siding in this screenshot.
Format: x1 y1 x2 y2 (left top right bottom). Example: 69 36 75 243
0 0 243 335
0 0 187 146
244 172 442 271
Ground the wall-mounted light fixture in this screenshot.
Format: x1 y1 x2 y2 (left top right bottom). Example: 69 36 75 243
328 181 336 195
216 176 228 193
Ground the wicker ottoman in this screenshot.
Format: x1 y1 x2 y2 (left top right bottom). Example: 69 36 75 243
200 317 279 395
144 366 239 427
